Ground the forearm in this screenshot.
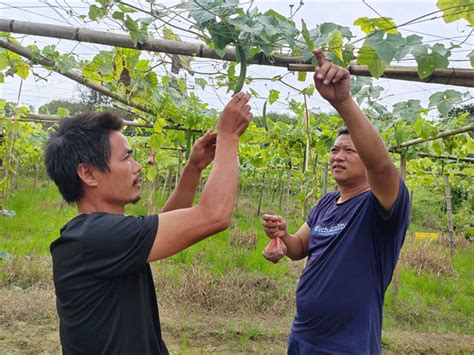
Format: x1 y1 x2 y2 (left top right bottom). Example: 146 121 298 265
161 163 201 213
332 98 393 172
197 134 239 225
280 233 307 261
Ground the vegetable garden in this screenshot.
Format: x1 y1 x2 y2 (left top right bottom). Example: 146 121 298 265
0 0 472 353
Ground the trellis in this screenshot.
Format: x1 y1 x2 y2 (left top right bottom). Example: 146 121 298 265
0 19 473 87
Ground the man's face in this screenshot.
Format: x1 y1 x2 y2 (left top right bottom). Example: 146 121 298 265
329 134 367 186
93 131 142 207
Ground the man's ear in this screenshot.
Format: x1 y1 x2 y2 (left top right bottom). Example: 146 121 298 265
77 163 98 187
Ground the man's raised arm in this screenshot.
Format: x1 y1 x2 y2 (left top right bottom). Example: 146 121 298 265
148 93 253 261
313 49 400 211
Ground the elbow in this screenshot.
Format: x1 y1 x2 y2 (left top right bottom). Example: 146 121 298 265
196 204 232 233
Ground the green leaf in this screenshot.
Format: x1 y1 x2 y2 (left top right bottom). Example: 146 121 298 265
436 0 474 26
88 5 102 21
57 107 70 117
149 133 163 150
268 89 280 105
365 32 405 64
0 49 9 70
178 79 186 94
249 87 259 97
0 73 4 83
357 46 387 78
195 77 207 89
353 17 398 34
93 51 114 75
297 71 307 82
327 30 343 61
14 61 30 79
412 44 450 79
301 19 314 50
428 89 464 116
118 3 136 13
112 11 124 20
392 99 422 122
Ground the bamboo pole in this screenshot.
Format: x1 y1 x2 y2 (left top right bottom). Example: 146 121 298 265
390 124 474 149
0 38 160 117
15 114 203 132
256 171 266 217
444 175 455 251
1 19 473 87
323 164 329 195
288 64 474 88
405 152 474 164
390 154 407 309
0 19 298 67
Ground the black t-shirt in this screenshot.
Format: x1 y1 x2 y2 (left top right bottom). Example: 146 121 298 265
50 212 168 354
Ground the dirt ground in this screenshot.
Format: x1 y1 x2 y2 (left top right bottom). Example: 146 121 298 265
1 287 473 354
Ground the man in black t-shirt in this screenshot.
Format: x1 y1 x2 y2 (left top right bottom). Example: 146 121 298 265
45 93 253 354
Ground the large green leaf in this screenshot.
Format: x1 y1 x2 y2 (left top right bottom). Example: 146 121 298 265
353 17 399 35
392 99 422 122
365 32 405 64
436 0 474 26
428 89 464 116
327 30 343 61
357 45 387 78
412 43 450 79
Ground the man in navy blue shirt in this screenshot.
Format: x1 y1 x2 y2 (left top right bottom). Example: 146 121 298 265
262 49 410 354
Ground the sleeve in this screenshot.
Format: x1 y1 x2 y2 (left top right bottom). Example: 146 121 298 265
369 180 411 285
306 204 318 228
81 213 158 278
369 179 411 227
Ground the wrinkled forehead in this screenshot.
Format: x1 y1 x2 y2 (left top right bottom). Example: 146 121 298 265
333 133 354 147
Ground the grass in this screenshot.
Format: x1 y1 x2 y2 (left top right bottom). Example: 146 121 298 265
0 179 473 352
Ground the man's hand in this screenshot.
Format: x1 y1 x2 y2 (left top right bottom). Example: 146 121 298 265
188 131 217 171
217 92 253 138
313 48 351 105
262 214 288 240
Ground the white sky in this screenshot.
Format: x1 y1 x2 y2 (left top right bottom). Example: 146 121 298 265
0 1 472 116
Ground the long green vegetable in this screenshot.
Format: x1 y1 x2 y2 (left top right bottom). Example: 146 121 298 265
233 45 247 93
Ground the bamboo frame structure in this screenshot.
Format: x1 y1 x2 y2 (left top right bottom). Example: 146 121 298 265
1 19 473 87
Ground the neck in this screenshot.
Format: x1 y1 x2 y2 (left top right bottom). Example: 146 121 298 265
77 198 125 215
337 183 370 203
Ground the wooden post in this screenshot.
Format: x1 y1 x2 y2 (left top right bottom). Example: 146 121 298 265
147 180 155 214
323 164 329 195
175 150 183 187
303 95 310 172
444 174 455 251
286 168 292 215
256 171 266 217
391 154 406 308
278 173 285 211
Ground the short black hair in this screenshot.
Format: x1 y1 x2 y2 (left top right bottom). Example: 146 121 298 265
44 112 123 203
337 127 350 137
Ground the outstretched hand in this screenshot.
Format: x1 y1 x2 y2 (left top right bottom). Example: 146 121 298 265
188 131 217 171
313 48 351 105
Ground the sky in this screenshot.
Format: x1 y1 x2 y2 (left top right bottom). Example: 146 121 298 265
0 0 472 117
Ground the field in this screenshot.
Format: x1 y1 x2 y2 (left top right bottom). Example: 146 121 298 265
1 179 473 354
